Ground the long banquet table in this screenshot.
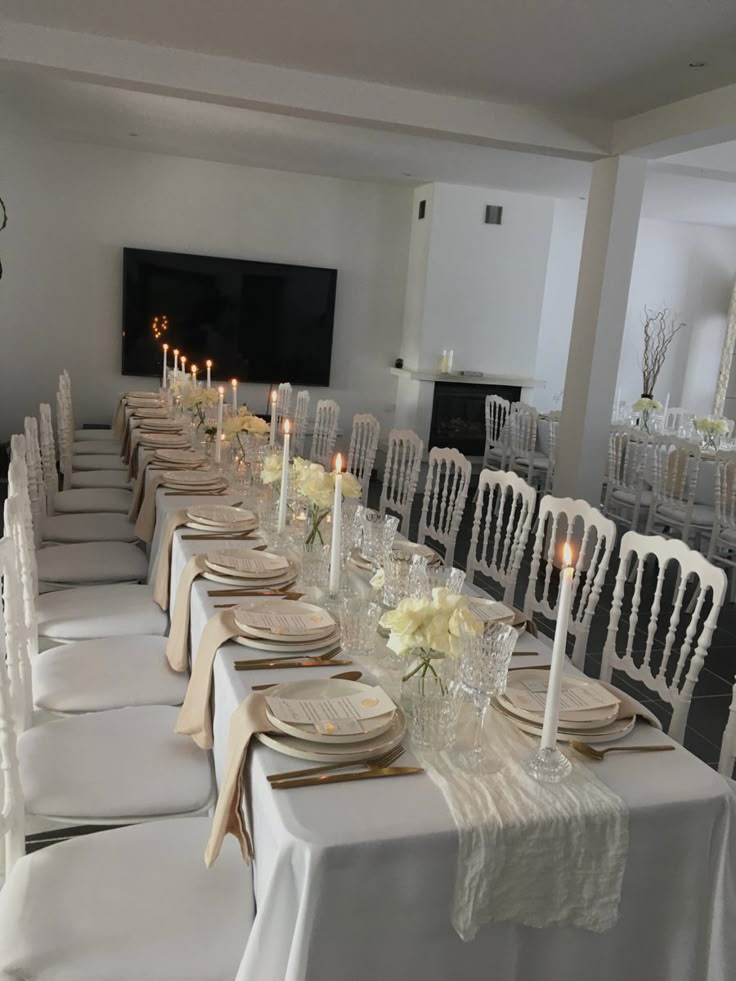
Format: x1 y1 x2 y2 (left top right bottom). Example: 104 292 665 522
145 477 736 981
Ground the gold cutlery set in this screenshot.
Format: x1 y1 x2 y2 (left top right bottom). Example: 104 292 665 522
267 747 424 790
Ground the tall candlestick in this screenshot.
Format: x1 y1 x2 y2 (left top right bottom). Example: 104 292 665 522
162 344 169 388
329 453 343 596
206 360 212 388
277 420 291 534
231 378 238 412
191 364 198 387
180 355 187 379
269 389 278 445
215 386 224 464
540 543 574 751
173 349 179 374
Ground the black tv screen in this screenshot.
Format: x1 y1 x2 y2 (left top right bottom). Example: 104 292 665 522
122 248 337 385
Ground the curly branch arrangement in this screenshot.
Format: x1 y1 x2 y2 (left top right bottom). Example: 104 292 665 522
640 306 684 396
0 195 6 280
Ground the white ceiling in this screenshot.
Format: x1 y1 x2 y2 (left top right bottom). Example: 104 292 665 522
3 0 736 119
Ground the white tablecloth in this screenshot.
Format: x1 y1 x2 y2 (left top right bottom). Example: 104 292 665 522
149 486 736 981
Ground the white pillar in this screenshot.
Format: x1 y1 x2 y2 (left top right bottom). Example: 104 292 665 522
553 155 647 503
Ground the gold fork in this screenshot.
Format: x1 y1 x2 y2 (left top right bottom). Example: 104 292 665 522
570 740 675 761
233 645 343 668
268 746 405 784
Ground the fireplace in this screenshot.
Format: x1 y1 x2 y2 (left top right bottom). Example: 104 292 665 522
428 381 522 456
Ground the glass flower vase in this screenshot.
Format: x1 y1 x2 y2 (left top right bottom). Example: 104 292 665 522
301 504 331 589
401 652 458 752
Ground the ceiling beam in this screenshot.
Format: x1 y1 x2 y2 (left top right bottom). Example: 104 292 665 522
614 81 736 158
0 20 611 160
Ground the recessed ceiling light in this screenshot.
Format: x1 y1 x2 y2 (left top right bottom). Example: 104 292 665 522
689 61 707 68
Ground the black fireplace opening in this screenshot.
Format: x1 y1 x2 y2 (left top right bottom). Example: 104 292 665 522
428 381 522 456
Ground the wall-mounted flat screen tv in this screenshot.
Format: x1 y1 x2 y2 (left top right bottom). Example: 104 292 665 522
122 247 337 384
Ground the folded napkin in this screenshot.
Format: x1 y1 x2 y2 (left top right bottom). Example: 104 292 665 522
176 609 242 750
166 553 209 672
601 682 662 729
204 692 277 866
151 509 191 609
113 397 127 437
133 474 167 540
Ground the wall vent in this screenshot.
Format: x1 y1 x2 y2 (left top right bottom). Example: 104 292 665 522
418 199 427 220
484 205 503 225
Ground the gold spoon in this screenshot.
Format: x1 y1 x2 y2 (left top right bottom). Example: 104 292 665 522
570 740 675 761
252 669 361 691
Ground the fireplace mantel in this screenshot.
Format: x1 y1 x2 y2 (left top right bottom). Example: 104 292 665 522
390 366 543 389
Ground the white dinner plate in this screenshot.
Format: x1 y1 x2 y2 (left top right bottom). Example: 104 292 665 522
232 597 335 640
133 408 170 418
500 667 620 728
187 505 257 528
156 449 207 465
202 570 296 588
257 706 407 762
140 433 190 444
139 421 183 431
264 678 396 744
162 469 221 485
490 697 636 744
233 629 339 653
391 541 442 566
165 482 228 493
206 549 290 578
185 520 259 534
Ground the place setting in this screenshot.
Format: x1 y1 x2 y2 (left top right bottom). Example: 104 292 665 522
182 503 260 540
160 468 230 494
203 548 298 590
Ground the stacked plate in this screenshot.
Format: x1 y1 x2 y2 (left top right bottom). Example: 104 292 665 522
139 432 191 449
133 407 170 419
491 667 633 744
350 539 442 571
139 419 183 432
126 395 164 408
203 549 297 588
155 448 207 467
256 676 406 763
185 504 259 534
160 469 229 493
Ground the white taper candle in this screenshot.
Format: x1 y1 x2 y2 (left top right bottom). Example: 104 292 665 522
269 389 278 445
162 344 169 388
540 543 574 751
215 386 224 464
173 349 179 374
329 453 343 596
277 421 291 533
206 360 212 388
231 379 238 412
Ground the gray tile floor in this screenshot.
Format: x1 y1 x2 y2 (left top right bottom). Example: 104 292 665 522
367 476 736 771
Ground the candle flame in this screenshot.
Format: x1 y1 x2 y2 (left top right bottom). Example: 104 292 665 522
218 385 225 395
335 452 343 473
180 355 187 365
562 543 573 567
284 419 291 434
173 349 179 356
231 378 238 386
162 343 169 352
271 390 278 404
205 359 212 368
191 365 198 373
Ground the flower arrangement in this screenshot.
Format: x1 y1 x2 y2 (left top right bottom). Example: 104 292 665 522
694 417 729 436
181 386 220 429
632 397 662 413
261 456 361 542
379 588 482 690
223 407 270 453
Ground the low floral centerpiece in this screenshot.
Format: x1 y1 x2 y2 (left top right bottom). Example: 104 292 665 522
632 396 662 433
223 406 270 455
693 416 730 450
181 385 220 431
261 455 361 543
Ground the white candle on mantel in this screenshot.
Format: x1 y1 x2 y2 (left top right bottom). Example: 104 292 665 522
269 389 278 445
540 543 575 751
162 344 169 388
206 360 212 388
329 452 343 596
173 349 179 374
231 378 238 412
215 386 225 464
277 420 291 533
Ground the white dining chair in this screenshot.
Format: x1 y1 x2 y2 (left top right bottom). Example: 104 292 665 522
507 402 549 489
293 389 310 456
56 386 129 481
601 531 726 744
417 447 471 567
379 429 423 534
662 406 693 436
3 495 214 832
37 407 138 542
718 680 736 780
57 386 131 490
0 529 252 980
347 414 380 505
483 395 510 471
525 495 617 670
466 469 536 605
59 369 119 444
646 435 712 545
310 399 340 467
543 414 560 492
603 428 651 531
707 451 736 590
275 381 293 432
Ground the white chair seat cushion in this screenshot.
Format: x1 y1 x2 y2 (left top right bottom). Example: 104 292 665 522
54 487 133 513
0 818 253 981
74 427 118 442
73 440 124 454
70 469 132 489
37 541 147 587
513 452 549 468
657 503 715 526
37 583 167 641
73 453 127 471
41 512 138 544
611 488 653 507
18 706 213 820
33 636 187 712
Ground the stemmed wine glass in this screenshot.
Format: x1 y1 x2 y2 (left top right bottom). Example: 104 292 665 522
453 621 517 772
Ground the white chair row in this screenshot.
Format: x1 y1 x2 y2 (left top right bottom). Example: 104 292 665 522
483 396 556 491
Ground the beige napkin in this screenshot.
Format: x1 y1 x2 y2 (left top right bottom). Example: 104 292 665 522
133 474 167 540
204 692 277 866
151 509 191 609
166 553 209 672
113 397 127 437
600 681 663 729
176 608 242 749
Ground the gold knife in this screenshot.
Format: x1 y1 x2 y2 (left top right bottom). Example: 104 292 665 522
271 766 424 789
235 658 352 671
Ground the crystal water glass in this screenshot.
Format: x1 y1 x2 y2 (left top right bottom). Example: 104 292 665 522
384 552 428 606
338 597 383 659
453 622 517 771
341 501 363 561
427 566 466 595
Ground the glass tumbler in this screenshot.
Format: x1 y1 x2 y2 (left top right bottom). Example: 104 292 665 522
338 597 383 660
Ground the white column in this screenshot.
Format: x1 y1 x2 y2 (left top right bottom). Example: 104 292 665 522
553 155 647 503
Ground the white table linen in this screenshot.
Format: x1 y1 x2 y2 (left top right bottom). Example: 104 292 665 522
149 487 736 981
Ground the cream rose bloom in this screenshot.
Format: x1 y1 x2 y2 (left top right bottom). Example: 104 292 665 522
299 469 334 510
338 472 362 499
261 453 283 485
242 414 270 435
379 589 480 658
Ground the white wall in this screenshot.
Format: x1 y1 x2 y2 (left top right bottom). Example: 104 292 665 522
534 210 736 415
0 132 412 443
401 182 556 378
